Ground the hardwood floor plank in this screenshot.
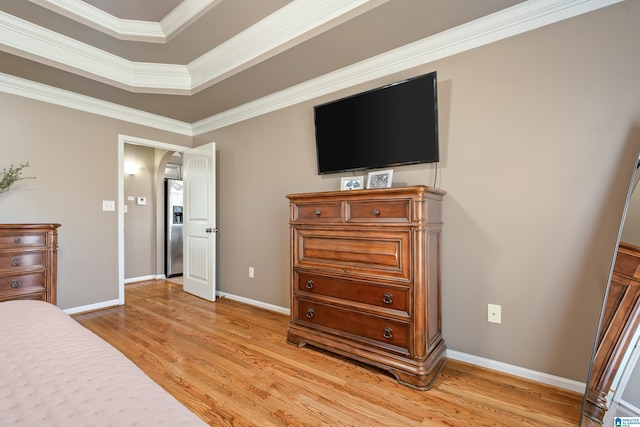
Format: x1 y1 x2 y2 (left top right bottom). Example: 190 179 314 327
73 280 583 426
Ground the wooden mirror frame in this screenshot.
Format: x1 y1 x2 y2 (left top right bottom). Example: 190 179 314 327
581 150 640 426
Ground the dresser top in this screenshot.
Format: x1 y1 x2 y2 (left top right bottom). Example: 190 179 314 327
0 224 61 230
287 185 446 201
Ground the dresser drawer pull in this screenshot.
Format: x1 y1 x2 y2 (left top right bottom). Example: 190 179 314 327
306 308 315 319
305 279 314 290
11 280 22 289
11 258 23 267
382 293 393 304
314 209 321 216
14 237 21 243
371 209 380 216
383 327 393 339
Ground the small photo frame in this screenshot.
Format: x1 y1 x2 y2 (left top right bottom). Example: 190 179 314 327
341 176 364 191
367 169 393 189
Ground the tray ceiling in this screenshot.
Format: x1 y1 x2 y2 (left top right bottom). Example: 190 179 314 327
0 0 618 130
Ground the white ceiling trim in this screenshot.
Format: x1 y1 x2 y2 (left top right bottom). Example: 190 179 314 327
27 0 222 43
0 72 193 135
0 0 623 137
191 0 624 135
0 10 192 93
1 0 386 95
188 0 389 92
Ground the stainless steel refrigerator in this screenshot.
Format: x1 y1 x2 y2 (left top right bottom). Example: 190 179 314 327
165 178 183 277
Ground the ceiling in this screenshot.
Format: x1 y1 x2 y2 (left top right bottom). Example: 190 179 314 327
0 0 616 130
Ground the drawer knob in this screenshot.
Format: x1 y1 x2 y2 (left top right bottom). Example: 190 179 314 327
382 293 393 304
11 258 22 267
305 279 314 290
383 327 393 339
11 280 22 289
314 210 321 216
371 209 380 216
14 237 21 244
306 308 315 319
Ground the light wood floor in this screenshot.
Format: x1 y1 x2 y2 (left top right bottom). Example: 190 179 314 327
73 280 583 426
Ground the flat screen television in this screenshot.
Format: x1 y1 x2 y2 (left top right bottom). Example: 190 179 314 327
314 71 439 175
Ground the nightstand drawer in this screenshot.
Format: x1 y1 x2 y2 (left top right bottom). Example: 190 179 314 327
0 252 44 270
346 199 411 223
295 299 410 354
296 273 409 315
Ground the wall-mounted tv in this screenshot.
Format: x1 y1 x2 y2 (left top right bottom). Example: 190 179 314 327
314 71 439 175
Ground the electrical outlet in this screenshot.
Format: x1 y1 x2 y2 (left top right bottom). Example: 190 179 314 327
102 200 115 211
249 267 254 278
488 304 501 324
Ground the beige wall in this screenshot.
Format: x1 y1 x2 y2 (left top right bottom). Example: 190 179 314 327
123 144 157 279
0 93 191 308
195 2 640 381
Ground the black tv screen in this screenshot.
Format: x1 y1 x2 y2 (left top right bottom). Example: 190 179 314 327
314 71 439 175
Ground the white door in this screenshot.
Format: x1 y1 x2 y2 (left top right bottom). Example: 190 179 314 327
182 142 217 301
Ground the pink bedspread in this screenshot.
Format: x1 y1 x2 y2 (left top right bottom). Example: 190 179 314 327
0 300 208 426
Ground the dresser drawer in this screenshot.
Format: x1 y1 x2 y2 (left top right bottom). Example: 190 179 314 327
0 232 46 247
346 199 411 223
295 228 411 281
292 202 342 222
0 291 47 302
0 252 44 270
296 273 409 314
0 272 45 292
295 299 410 354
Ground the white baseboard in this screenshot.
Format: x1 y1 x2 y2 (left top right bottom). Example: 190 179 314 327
216 290 289 315
65 275 163 314
125 274 163 284
446 350 586 393
64 299 120 315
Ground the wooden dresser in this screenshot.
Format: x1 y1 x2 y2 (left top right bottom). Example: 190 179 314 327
0 224 60 304
584 241 640 424
286 186 446 389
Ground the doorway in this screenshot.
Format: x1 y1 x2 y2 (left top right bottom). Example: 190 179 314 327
118 135 188 304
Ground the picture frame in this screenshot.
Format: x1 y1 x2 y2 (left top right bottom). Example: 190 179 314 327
367 169 393 189
340 176 364 191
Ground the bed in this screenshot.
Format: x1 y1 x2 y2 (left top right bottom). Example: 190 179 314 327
0 300 208 426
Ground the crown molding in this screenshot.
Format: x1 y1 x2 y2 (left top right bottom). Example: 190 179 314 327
161 0 224 42
27 0 222 43
192 0 623 135
0 72 193 136
188 0 388 92
0 10 192 93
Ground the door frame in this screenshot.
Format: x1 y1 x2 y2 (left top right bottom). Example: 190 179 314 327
117 134 189 305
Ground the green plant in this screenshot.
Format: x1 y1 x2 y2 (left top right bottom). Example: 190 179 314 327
0 162 35 195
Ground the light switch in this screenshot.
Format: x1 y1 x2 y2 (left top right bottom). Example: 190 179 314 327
136 197 147 206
